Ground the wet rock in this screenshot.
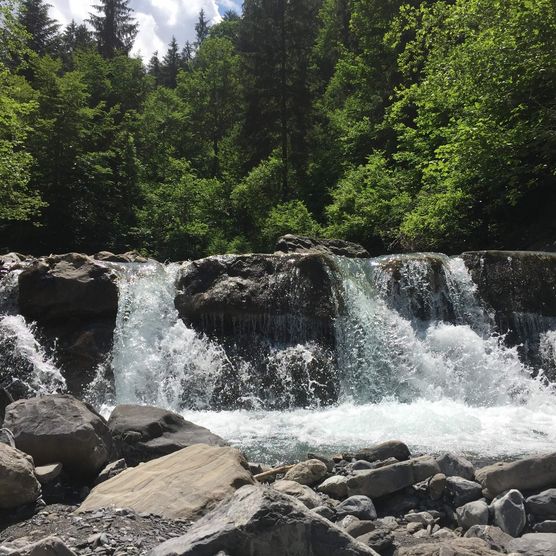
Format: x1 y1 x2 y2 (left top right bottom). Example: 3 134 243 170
284 459 328 486
4 395 114 479
108 404 227 466
475 453 556 498
79 445 254 521
149 485 379 556
95 459 127 485
1 536 76 556
0 443 41 510
398 537 500 555
490 489 526 537
428 473 446 501
347 456 439 499
526 488 556 521
445 476 482 507
275 235 370 259
35 463 63 485
533 520 556 533
456 500 489 530
354 441 410 463
318 476 349 499
463 524 512 552
273 480 323 509
356 529 394 553
507 532 556 555
337 496 377 520
435 453 475 481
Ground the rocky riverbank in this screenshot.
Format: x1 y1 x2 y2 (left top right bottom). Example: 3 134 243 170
1 394 556 555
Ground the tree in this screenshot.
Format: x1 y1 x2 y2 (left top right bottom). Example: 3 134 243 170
59 20 95 69
88 0 138 58
18 0 59 56
194 9 210 48
147 51 162 84
161 36 180 88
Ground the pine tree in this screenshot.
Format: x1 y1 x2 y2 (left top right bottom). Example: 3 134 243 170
162 36 180 88
147 51 162 84
88 0 138 58
18 0 60 56
59 20 95 68
195 9 210 48
180 42 194 70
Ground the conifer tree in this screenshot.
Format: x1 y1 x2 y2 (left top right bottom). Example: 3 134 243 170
18 0 59 55
195 9 210 48
88 0 138 58
162 36 180 88
147 51 162 84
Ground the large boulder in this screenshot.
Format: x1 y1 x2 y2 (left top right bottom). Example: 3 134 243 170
354 440 410 463
347 456 440 498
397 537 501 555
436 453 475 480
0 536 76 556
108 404 227 466
507 533 556 555
526 488 556 521
275 235 370 259
3 395 114 479
490 489 526 537
475 452 556 498
149 485 379 556
464 525 513 553
18 254 118 322
457 500 489 530
272 480 323 509
445 476 483 507
0 443 41 509
283 459 328 486
78 444 255 521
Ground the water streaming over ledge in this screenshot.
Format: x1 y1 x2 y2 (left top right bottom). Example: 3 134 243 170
2 254 556 463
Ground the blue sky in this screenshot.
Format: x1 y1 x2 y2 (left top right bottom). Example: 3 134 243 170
49 0 242 60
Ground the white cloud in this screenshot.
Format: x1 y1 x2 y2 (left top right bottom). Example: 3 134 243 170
48 0 238 59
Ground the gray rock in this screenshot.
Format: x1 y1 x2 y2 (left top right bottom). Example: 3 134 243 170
337 496 377 520
508 532 556 555
436 453 475 480
0 444 41 510
534 520 556 533
490 489 526 537
4 395 114 479
475 452 556 498
375 516 398 531
273 480 322 509
354 441 410 463
343 518 376 538
0 387 14 423
95 458 127 485
347 456 439 498
456 500 489 530
356 529 393 553
375 491 419 516
464 524 513 552
1 536 76 555
275 235 370 259
428 473 446 501
351 460 376 471
308 452 334 472
313 505 336 521
404 512 435 527
34 463 63 484
445 476 482 507
284 459 328 486
149 485 379 555
318 475 349 499
526 488 556 521
398 537 500 555
108 404 227 466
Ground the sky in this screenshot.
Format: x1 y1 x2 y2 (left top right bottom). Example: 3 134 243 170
48 0 242 60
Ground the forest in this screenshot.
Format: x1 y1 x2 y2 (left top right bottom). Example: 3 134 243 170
0 0 555 260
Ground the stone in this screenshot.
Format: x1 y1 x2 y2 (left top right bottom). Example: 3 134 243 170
445 476 482 507
412 530 429 539
354 441 410 463
313 505 336 521
375 516 398 531
347 456 439 498
407 522 423 534
284 459 328 485
108 404 227 466
95 459 127 485
34 463 63 484
398 537 501 555
351 460 376 471
526 488 556 521
79 445 254 521
344 518 376 538
307 452 335 472
533 520 556 533
1 536 76 556
0 387 14 423
405 512 435 527
436 453 475 480
456 500 489 530
0 443 41 509
356 529 394 553
337 496 377 520
273 480 322 509
275 235 370 259
4 395 114 479
432 528 456 539
475 452 556 498
428 473 446 501
318 475 349 499
490 489 526 537
507 533 556 555
149 485 379 556
464 525 513 553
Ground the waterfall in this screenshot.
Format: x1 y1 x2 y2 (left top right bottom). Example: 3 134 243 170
0 271 65 397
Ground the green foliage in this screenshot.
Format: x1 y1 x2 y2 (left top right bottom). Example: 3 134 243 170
262 200 321 246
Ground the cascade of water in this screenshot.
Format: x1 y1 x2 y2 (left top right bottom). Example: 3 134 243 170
0 271 65 397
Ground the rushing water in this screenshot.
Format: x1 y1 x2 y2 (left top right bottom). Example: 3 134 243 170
2 254 556 464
